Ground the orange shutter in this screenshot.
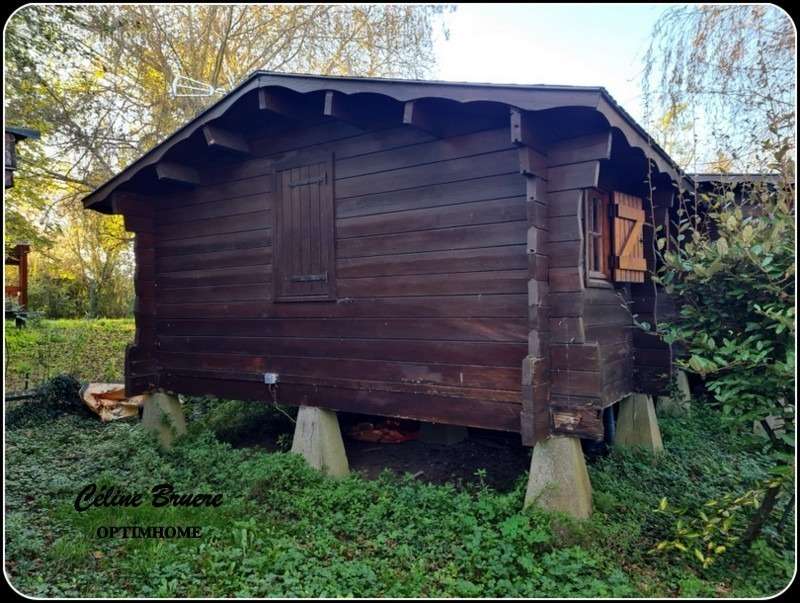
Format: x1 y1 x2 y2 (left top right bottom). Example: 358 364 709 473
611 192 647 283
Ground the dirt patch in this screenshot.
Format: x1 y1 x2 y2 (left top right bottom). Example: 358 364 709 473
343 421 531 492
240 412 532 491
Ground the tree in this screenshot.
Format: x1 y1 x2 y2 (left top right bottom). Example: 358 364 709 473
643 4 795 172
4 4 451 316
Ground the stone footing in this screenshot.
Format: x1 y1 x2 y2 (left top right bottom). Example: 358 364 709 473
141 390 187 449
291 406 349 478
616 393 664 453
524 436 592 518
657 369 692 417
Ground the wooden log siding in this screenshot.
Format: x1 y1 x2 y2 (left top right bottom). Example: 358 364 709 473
512 108 550 446
542 130 636 439
631 186 676 393
111 192 160 396
146 122 530 431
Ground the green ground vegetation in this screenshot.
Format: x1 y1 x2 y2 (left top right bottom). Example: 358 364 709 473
4 318 134 391
4 394 793 597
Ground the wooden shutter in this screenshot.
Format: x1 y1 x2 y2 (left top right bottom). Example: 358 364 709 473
273 152 336 302
610 191 647 283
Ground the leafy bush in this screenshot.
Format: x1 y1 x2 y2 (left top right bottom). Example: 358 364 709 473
656 183 795 436
651 174 795 564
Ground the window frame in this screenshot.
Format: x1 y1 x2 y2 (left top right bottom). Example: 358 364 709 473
584 187 613 287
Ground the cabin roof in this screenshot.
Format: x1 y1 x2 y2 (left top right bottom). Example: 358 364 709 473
690 172 784 185
82 71 692 212
5 126 40 141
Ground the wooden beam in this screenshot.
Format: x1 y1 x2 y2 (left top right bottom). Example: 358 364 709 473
402 100 443 137
519 147 547 178
258 88 319 122
324 90 404 130
510 107 546 152
110 191 153 217
548 131 613 166
323 90 359 125
202 125 251 156
155 162 200 186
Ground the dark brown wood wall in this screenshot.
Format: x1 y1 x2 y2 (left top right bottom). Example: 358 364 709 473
137 120 530 432
631 187 676 393
544 131 637 440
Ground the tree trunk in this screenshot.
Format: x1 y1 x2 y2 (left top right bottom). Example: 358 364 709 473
741 485 781 546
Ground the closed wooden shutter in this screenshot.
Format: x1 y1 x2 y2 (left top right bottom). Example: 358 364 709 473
610 191 646 283
273 152 336 301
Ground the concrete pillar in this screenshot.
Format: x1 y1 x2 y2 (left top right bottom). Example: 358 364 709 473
616 393 664 453
657 369 692 417
291 406 349 478
141 390 187 449
524 436 592 519
419 422 468 445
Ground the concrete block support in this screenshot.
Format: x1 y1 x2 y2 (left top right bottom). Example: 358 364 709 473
291 406 349 478
616 393 664 453
657 369 692 417
524 436 592 519
141 390 187 449
419 422 468 445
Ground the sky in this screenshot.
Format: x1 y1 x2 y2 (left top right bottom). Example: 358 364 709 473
431 4 676 125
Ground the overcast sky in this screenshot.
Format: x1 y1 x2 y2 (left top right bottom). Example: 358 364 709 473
432 3 675 124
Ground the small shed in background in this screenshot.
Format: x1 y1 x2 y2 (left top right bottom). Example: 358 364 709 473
5 125 39 312
5 125 39 189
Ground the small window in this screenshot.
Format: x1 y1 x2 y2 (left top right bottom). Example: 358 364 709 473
272 152 337 302
584 188 611 282
584 189 648 285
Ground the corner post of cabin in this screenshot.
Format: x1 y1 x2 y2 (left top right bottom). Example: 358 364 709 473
617 171 671 452
511 107 591 519
110 191 160 397
511 107 551 447
110 191 186 449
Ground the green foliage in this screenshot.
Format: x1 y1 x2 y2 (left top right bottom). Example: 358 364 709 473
654 489 762 568
188 397 296 447
4 318 134 391
4 396 793 597
655 185 795 444
650 175 795 569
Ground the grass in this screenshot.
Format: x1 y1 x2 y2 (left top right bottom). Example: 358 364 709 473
4 395 794 598
4 318 134 391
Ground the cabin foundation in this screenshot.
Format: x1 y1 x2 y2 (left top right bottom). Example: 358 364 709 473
291 406 349 478
141 390 187 449
524 436 592 518
657 369 692 417
419 422 469 445
615 393 663 453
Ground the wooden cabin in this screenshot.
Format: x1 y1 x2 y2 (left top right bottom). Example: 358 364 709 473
82 72 690 446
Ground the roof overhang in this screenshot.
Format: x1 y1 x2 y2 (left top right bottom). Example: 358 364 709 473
82 71 691 212
5 126 41 141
